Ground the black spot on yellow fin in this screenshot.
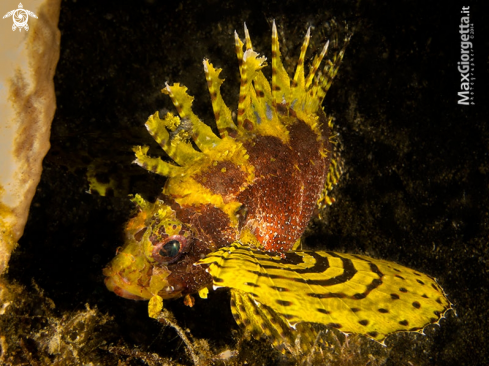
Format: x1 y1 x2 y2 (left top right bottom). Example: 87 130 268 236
199 244 453 342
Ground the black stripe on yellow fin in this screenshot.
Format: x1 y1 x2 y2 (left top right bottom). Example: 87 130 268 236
199 244 453 343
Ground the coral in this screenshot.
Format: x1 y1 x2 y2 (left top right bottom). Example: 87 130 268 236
0 0 61 274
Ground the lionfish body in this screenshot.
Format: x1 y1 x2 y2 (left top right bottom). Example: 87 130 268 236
103 22 451 347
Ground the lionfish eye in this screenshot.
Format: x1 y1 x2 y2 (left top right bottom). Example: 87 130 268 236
152 235 190 264
159 240 180 258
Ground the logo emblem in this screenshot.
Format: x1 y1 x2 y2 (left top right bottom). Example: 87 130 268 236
3 3 37 31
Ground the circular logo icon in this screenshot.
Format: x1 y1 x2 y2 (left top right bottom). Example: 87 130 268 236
2 3 38 32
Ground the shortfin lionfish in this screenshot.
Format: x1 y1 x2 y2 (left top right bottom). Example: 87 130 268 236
102 21 451 350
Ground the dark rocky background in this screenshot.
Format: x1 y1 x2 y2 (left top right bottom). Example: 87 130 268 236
5 0 488 365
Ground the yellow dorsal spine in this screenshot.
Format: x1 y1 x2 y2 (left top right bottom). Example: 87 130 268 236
316 35 350 103
235 31 247 128
271 20 279 100
241 24 272 131
133 145 184 177
291 27 311 91
203 59 236 138
162 83 221 153
145 112 203 166
305 40 329 90
244 22 253 50
270 20 291 105
136 24 350 181
235 25 271 134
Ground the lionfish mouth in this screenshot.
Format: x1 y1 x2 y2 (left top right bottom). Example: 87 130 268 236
104 276 147 301
103 258 179 301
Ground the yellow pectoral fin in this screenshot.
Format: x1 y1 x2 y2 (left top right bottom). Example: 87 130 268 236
199 244 452 343
230 289 321 354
